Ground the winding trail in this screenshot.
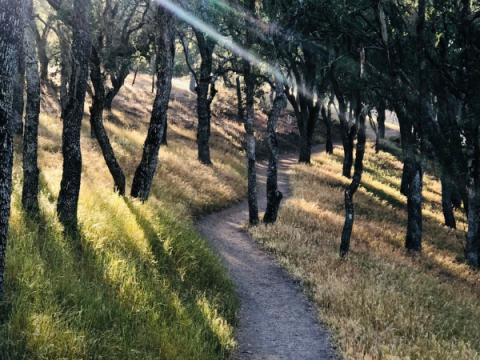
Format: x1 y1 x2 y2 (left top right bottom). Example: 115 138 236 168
196 143 337 360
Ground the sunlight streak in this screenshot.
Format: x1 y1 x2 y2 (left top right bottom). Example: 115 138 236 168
154 0 316 100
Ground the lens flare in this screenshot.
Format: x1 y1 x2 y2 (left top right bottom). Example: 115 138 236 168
155 0 315 100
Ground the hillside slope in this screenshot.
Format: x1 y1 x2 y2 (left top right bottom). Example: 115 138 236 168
1 75 251 359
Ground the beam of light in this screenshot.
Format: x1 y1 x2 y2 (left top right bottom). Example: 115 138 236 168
154 0 316 101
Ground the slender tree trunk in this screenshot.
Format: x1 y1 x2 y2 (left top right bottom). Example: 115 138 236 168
236 76 244 121
321 105 333 154
0 0 24 301
90 47 126 196
405 163 424 252
131 7 175 201
441 172 456 229
22 10 41 213
377 100 386 139
189 74 196 93
37 39 49 82
12 29 25 136
57 0 91 232
340 127 366 257
465 132 480 268
244 0 259 225
330 66 355 178
104 62 130 111
264 74 286 224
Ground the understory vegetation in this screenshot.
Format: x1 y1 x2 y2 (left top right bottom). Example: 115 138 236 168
249 140 480 360
0 75 246 359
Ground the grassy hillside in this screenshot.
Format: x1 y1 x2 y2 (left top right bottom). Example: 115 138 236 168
249 141 480 360
0 75 248 359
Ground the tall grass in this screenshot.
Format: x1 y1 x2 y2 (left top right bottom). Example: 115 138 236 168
249 141 480 360
0 76 247 359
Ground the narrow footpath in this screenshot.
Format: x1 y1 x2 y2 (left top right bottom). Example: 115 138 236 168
196 143 337 360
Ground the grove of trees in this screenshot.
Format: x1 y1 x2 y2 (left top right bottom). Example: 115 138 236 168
0 0 480 302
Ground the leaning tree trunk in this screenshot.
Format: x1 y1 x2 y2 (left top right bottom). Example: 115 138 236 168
57 0 91 232
340 127 366 257
90 47 126 196
0 0 24 301
243 0 259 225
131 7 175 202
264 75 286 224
12 28 25 136
441 172 456 229
22 12 41 213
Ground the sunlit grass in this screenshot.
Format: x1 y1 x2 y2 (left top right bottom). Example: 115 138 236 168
1 76 246 359
248 141 480 360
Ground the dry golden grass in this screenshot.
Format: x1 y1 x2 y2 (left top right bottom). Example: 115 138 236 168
2 75 247 359
249 141 480 360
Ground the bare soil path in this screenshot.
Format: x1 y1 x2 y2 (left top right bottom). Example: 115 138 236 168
196 144 338 360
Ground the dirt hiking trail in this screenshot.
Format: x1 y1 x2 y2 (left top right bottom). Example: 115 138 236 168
196 143 338 360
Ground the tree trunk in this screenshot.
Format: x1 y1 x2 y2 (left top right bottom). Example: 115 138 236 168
441 173 456 229
22 11 41 213
189 74 196 93
330 66 355 178
90 47 126 196
244 0 259 225
264 74 286 224
0 0 24 301
12 29 25 136
57 0 91 232
321 105 333 154
465 132 480 268
340 127 366 257
57 24 71 118
104 61 130 111
405 163 424 252
161 121 168 145
236 76 244 121
377 100 386 139
195 50 214 165
131 7 175 201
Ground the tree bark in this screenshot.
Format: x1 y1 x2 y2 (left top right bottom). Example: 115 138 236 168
465 131 480 268
12 25 26 136
0 0 24 300
405 163 424 252
377 100 386 139
57 24 71 118
330 66 355 178
264 73 286 224
340 127 366 257
89 46 126 196
131 7 175 202
243 0 259 225
195 42 214 165
22 7 41 213
321 104 333 154
236 76 244 121
441 172 456 229
57 0 91 232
